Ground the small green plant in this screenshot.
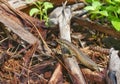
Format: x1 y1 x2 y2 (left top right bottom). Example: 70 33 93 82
29 1 53 26
85 0 120 31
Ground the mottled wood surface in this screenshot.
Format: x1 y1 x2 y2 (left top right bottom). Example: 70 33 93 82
7 0 83 10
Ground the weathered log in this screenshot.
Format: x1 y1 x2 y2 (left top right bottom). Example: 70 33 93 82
8 0 84 10
0 1 51 54
73 17 120 39
48 63 63 84
81 68 106 84
63 54 86 84
107 48 120 84
49 2 86 84
8 0 38 10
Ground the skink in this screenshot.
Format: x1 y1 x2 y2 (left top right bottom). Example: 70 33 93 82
57 39 99 71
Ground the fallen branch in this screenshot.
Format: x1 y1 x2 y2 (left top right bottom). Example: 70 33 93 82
49 2 86 84
81 68 106 84
73 16 120 39
48 63 63 84
0 0 52 54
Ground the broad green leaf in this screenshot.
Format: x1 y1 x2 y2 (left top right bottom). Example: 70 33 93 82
29 8 39 16
85 0 120 31
105 0 115 4
85 0 99 3
115 0 120 3
108 15 118 21
92 1 102 9
91 10 108 17
84 6 95 10
111 20 120 31
117 8 120 14
85 1 102 11
44 15 48 20
42 8 47 15
106 5 117 12
97 11 108 16
43 2 53 10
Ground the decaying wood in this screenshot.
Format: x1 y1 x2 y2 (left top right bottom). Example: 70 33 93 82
81 68 106 84
30 60 55 74
49 2 86 84
9 0 73 10
58 2 72 41
0 1 52 54
48 0 84 6
48 63 63 84
8 0 84 10
57 39 99 71
73 16 120 39
89 46 110 54
23 60 55 83
107 48 120 84
0 0 111 83
63 54 86 84
49 3 85 28
0 52 10 66
8 0 38 10
23 42 38 67
58 3 86 84
0 12 42 51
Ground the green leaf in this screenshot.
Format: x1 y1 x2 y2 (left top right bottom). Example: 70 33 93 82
105 0 115 4
36 1 43 5
106 5 117 12
43 2 53 10
85 0 93 3
85 0 99 3
114 0 120 3
111 20 120 31
85 1 102 11
117 8 120 14
29 8 39 16
42 8 46 13
92 1 102 9
85 0 120 31
91 10 108 17
44 15 48 20
84 6 95 10
97 10 108 16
